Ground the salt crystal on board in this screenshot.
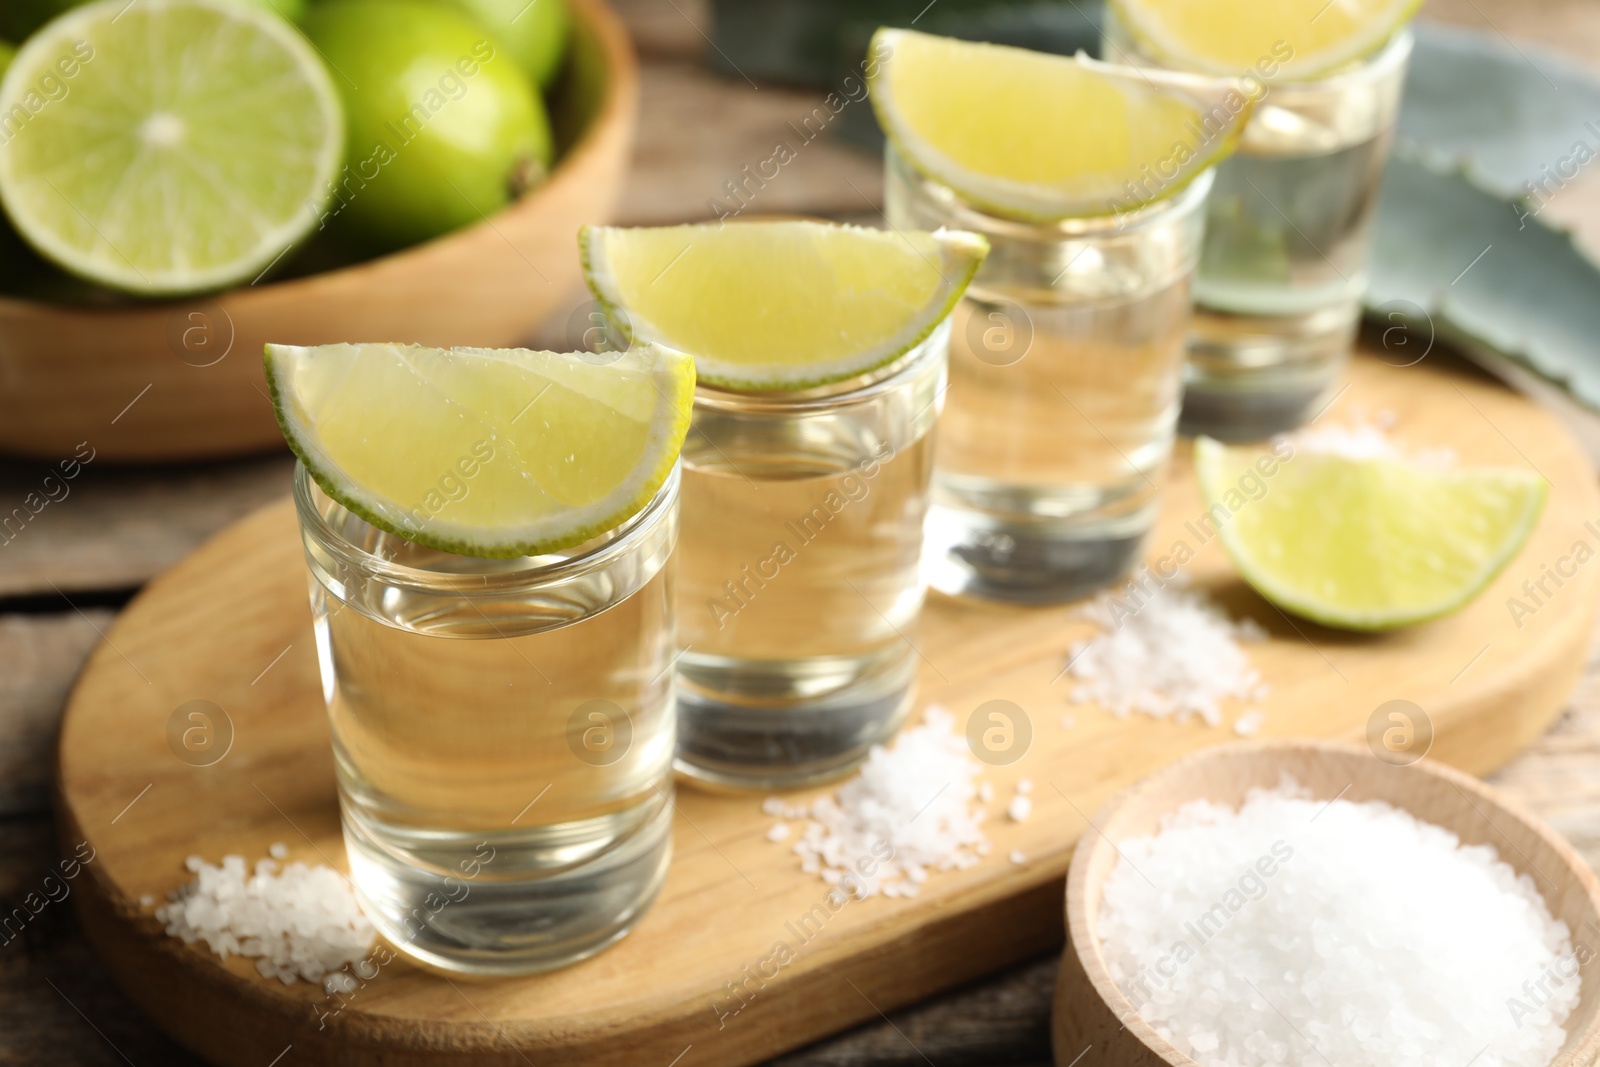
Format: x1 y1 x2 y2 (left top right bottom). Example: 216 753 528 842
1066 583 1266 727
1232 710 1266 737
1289 418 1455 468
773 706 987 898
156 851 374 986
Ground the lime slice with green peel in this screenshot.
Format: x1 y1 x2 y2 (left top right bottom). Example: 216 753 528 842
1195 437 1547 632
1111 0 1419 80
266 343 696 558
579 220 988 391
0 0 343 296
868 28 1253 222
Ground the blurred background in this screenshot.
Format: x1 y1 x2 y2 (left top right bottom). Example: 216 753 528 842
3 0 1600 1063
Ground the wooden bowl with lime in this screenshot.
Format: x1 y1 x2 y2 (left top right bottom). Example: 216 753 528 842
0 0 637 462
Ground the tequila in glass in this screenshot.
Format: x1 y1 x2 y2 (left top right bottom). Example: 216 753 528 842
295 463 679 975
886 143 1209 602
674 326 946 789
1104 20 1413 439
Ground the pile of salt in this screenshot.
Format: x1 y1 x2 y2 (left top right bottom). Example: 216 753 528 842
1098 784 1578 1067
155 848 375 988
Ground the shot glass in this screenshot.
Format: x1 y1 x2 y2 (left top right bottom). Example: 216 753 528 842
1102 19 1414 439
673 324 947 790
294 462 679 976
885 143 1210 603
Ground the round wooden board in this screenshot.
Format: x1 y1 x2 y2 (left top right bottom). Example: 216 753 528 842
58 347 1600 1067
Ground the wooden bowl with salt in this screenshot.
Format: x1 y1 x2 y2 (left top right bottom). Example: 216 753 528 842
1052 739 1600 1067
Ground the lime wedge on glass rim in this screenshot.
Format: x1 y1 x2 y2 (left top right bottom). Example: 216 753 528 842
868 27 1254 222
1110 0 1420 80
1194 437 1546 632
265 343 696 558
0 0 342 296
579 220 988 391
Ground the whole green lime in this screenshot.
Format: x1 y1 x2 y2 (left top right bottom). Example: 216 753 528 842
0 0 304 39
434 0 570 89
303 0 553 252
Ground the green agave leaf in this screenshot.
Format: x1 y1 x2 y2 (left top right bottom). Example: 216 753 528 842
1366 151 1600 411
1366 22 1600 414
1398 21 1600 197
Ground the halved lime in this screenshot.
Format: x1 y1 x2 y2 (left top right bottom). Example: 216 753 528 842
1195 437 1546 631
266 343 695 558
1111 0 1419 80
868 27 1253 222
0 0 343 296
579 220 988 391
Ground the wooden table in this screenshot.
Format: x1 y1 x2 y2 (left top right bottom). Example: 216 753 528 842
3 1 1598 1063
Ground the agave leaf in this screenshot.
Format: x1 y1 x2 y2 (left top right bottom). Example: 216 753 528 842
1365 22 1600 416
1367 150 1600 411
1397 21 1600 197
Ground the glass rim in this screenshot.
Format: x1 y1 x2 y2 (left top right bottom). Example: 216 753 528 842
1267 25 1414 90
690 315 949 414
292 459 680 593
1104 18 1414 87
886 141 1216 239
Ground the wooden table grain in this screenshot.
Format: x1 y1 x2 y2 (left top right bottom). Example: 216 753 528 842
1 1 1597 1064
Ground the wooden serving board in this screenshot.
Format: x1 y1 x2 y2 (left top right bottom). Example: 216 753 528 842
58 347 1600 1067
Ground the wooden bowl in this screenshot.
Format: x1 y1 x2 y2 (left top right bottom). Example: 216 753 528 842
1052 740 1600 1067
0 0 637 463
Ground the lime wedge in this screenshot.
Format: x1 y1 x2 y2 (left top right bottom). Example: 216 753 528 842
0 0 343 296
868 27 1252 222
1111 0 1419 79
1195 437 1546 632
579 220 987 391
265 343 696 558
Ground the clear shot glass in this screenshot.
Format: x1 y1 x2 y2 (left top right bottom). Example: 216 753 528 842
673 324 946 790
885 143 1210 603
1102 20 1414 439
294 462 679 976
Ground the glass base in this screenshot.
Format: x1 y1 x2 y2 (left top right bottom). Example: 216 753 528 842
675 650 916 790
342 791 672 977
923 500 1148 604
1179 303 1357 441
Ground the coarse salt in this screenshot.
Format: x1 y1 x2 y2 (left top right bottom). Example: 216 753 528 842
1066 582 1266 727
1290 418 1455 468
777 706 987 898
156 851 375 987
1008 795 1033 823
1232 709 1266 737
765 823 791 842
1099 783 1577 1067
